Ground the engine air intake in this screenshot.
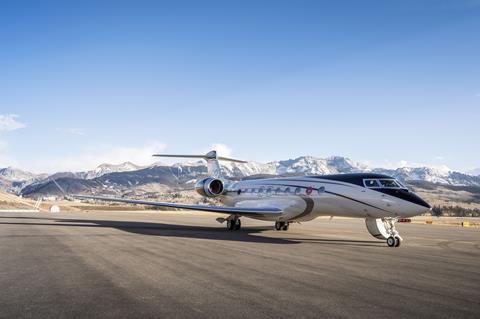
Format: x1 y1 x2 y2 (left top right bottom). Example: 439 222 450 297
195 178 225 197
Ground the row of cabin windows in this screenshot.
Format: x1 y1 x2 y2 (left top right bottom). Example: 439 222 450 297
237 186 325 195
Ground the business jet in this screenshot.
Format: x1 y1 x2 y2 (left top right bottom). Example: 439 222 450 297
75 151 431 247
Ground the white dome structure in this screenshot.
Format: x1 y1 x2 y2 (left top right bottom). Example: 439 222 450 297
50 205 60 213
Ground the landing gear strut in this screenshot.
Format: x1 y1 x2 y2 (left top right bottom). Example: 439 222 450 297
227 217 241 231
384 218 402 248
275 221 289 231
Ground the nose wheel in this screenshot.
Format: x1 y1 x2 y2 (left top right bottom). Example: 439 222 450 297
387 236 402 247
384 218 403 247
275 221 289 231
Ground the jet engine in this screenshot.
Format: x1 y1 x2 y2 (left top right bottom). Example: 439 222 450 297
365 218 389 240
195 178 225 197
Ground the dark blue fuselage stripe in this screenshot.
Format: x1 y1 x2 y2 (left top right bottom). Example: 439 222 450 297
294 196 315 220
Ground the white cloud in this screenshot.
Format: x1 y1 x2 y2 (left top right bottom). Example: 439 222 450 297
398 160 409 168
0 114 26 132
56 127 86 136
208 143 233 158
0 153 19 168
29 141 166 173
0 115 24 169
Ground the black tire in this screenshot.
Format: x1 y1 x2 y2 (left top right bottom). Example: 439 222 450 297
275 222 282 231
234 219 241 230
394 236 401 247
282 223 289 231
227 220 235 231
387 236 396 247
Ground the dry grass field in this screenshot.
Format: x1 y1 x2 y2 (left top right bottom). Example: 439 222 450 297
414 186 480 210
0 192 37 210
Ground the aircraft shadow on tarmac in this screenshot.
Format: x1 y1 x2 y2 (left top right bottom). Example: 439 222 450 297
0 216 382 247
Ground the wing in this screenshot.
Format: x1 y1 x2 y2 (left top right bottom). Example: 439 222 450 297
73 195 283 217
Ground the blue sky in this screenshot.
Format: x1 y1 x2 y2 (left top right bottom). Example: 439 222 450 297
1 0 479 173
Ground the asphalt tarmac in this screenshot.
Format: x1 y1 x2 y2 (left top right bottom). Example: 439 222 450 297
0 211 479 319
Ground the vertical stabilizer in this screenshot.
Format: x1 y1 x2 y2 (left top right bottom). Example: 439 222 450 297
204 151 223 178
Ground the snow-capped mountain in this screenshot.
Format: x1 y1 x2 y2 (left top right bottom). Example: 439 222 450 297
0 167 39 182
219 157 479 186
372 167 479 186
211 156 368 178
275 156 368 175
84 162 143 179
0 167 47 193
2 155 480 196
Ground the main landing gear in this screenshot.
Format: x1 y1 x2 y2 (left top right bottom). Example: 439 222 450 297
226 217 241 231
385 218 403 248
275 221 289 231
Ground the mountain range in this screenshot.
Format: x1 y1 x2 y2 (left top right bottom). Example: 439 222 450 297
467 168 480 176
1 156 479 198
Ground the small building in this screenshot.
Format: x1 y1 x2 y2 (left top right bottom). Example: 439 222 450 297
50 205 60 213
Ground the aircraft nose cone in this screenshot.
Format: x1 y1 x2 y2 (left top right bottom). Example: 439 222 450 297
423 200 431 210
409 192 431 209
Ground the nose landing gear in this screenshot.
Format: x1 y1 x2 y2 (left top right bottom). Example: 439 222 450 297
385 218 403 248
365 217 404 247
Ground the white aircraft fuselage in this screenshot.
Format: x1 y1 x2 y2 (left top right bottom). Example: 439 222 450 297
221 173 431 222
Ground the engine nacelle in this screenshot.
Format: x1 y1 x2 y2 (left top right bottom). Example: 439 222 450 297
195 178 225 197
365 218 389 240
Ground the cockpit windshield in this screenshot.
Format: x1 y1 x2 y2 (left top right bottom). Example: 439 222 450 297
379 179 400 188
363 178 407 189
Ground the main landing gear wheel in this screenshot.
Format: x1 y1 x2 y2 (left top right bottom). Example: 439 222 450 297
275 221 289 231
275 221 282 231
227 218 241 231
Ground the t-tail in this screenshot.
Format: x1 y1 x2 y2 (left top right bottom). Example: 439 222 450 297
152 150 247 180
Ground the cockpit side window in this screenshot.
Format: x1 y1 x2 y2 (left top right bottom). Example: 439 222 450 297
364 179 379 188
379 179 400 188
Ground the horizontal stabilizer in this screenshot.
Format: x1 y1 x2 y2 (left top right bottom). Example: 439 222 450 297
153 150 247 164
